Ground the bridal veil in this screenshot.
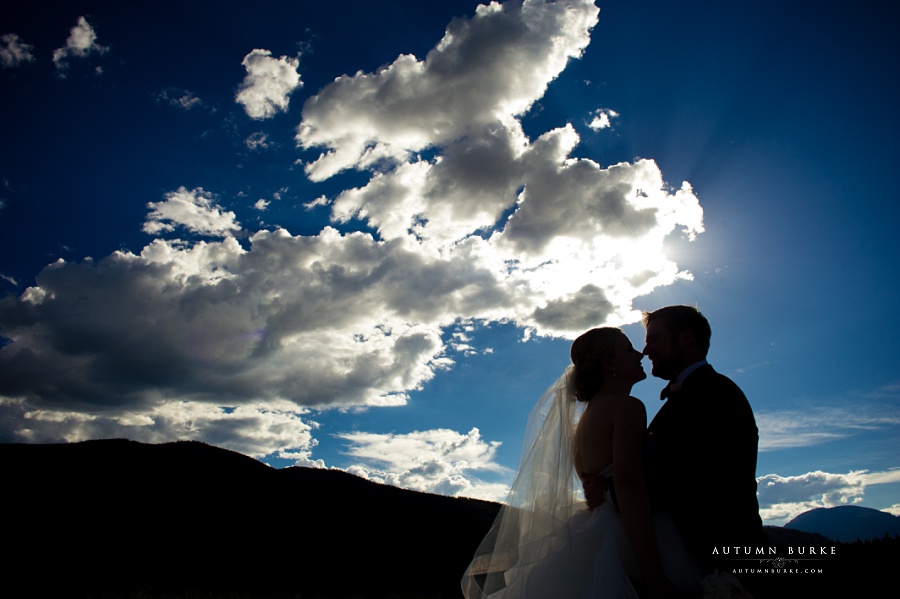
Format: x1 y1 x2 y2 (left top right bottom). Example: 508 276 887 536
461 366 589 598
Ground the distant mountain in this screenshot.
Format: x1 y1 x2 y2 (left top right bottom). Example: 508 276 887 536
785 505 900 542
1 439 500 598
762 524 832 546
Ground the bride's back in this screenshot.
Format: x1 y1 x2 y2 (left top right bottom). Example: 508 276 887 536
573 395 617 479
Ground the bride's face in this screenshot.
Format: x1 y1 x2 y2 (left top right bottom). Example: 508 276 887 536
611 333 646 384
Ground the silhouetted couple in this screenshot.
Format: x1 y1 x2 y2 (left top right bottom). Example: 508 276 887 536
463 306 765 598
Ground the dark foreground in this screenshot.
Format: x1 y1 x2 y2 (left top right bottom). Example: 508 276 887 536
3 440 897 598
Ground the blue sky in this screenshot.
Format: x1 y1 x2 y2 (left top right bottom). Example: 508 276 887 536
1 0 898 526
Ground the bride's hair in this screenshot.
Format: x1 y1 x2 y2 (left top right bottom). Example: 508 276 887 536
570 327 621 402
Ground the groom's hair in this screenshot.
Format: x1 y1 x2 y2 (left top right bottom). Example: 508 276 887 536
642 305 711 356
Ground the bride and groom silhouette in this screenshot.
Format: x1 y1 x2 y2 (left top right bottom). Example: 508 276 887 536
463 306 765 598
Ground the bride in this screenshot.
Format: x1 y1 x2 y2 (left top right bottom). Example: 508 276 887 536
461 328 700 599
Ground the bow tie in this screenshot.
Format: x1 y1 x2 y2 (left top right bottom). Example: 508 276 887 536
660 380 683 400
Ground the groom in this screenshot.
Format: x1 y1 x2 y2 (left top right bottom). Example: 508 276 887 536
585 306 765 572
641 305 765 572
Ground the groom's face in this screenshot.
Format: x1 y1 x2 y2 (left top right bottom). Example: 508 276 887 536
642 319 684 380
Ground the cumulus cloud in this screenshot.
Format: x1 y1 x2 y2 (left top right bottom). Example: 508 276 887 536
143 187 241 238
340 427 511 501
756 469 900 525
52 16 108 71
0 229 460 409
0 0 705 476
0 33 35 68
235 49 303 119
297 0 600 181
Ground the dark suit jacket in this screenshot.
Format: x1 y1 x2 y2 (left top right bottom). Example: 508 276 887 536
645 365 765 568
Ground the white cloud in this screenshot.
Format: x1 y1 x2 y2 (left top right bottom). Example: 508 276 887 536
143 187 241 238
156 88 204 111
235 49 303 119
304 195 329 209
0 33 35 68
0 229 458 412
886 504 900 516
339 427 511 501
296 0 600 180
863 469 900 485
758 406 900 451
756 469 900 525
588 108 618 130
1 395 317 461
254 199 270 211
52 16 108 71
245 131 273 150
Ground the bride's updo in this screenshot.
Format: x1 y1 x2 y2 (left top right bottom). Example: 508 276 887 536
570 327 620 402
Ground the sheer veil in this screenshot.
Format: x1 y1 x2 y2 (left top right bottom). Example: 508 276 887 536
462 366 585 598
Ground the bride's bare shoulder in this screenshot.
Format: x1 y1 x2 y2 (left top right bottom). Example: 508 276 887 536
590 392 646 409
581 393 646 422
606 393 648 421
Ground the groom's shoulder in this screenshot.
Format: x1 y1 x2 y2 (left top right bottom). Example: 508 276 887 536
690 367 750 404
694 365 742 389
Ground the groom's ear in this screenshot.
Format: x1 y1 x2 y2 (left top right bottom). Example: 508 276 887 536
678 329 696 349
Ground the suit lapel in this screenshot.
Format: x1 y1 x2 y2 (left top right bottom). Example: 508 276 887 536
648 365 714 434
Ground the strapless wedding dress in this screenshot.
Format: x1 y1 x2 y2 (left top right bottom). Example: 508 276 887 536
495 468 700 599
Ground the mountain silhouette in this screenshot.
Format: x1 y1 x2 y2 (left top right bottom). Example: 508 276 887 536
2 439 499 598
785 504 900 542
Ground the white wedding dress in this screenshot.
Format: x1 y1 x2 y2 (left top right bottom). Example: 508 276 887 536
462 368 699 599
